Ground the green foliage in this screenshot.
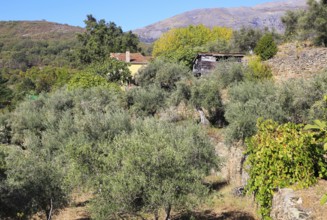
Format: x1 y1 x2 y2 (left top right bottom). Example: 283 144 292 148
245 119 327 219
136 60 192 90
308 95 327 122
225 71 327 143
84 58 132 84
0 74 13 109
0 21 81 70
244 55 273 81
231 27 263 53
77 15 139 64
198 38 231 53
90 119 219 220
18 66 74 94
1 146 70 219
254 33 278 60
281 10 304 40
301 0 327 46
225 80 285 143
211 60 244 88
67 72 121 90
126 85 167 117
0 87 131 218
321 193 327 205
152 25 233 67
278 72 327 124
282 0 327 46
190 78 225 126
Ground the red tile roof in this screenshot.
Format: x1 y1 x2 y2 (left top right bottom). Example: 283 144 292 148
110 52 150 64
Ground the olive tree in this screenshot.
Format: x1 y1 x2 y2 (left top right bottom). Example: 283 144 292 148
90 119 219 220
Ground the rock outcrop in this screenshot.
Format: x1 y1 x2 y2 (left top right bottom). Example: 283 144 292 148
271 188 311 220
215 142 248 186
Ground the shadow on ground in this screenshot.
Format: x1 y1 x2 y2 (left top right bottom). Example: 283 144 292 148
172 210 256 220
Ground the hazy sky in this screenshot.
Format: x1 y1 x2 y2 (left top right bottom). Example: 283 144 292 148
0 0 279 31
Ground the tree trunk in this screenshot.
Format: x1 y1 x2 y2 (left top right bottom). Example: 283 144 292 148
165 204 171 220
47 198 53 220
154 210 159 220
197 108 210 126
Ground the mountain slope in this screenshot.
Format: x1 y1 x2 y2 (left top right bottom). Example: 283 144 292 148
0 20 83 42
133 0 307 43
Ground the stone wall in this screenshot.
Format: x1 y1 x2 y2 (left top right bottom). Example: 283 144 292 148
267 42 327 81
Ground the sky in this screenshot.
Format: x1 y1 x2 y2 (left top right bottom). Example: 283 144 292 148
0 0 279 31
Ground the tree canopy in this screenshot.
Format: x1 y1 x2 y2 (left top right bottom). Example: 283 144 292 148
77 15 139 64
91 119 219 220
152 25 233 67
282 0 327 46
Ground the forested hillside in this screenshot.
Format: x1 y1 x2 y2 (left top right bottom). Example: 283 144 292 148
0 21 83 69
0 1 327 220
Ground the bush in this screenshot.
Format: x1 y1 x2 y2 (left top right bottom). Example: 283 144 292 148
211 60 244 88
225 80 285 143
254 33 278 60
126 85 167 117
244 55 272 81
67 72 121 91
245 119 327 219
277 72 327 124
225 71 327 143
136 60 191 91
83 58 132 84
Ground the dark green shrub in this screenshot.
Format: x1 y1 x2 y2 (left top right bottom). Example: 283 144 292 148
231 27 263 53
277 72 327 124
211 60 244 88
254 33 278 60
225 80 285 143
224 71 327 143
135 60 164 86
136 60 191 90
126 85 167 117
155 62 191 91
0 74 13 109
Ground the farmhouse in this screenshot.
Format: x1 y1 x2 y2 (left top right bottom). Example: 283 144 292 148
192 52 244 76
110 51 151 76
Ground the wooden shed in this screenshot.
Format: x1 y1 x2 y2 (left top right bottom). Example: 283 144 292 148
192 52 244 76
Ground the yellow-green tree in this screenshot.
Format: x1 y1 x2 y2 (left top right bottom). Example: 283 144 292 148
152 25 233 68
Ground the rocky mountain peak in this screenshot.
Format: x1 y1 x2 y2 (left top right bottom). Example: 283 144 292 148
133 0 307 43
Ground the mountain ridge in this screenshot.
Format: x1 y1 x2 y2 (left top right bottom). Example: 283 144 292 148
0 20 83 42
133 0 307 43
